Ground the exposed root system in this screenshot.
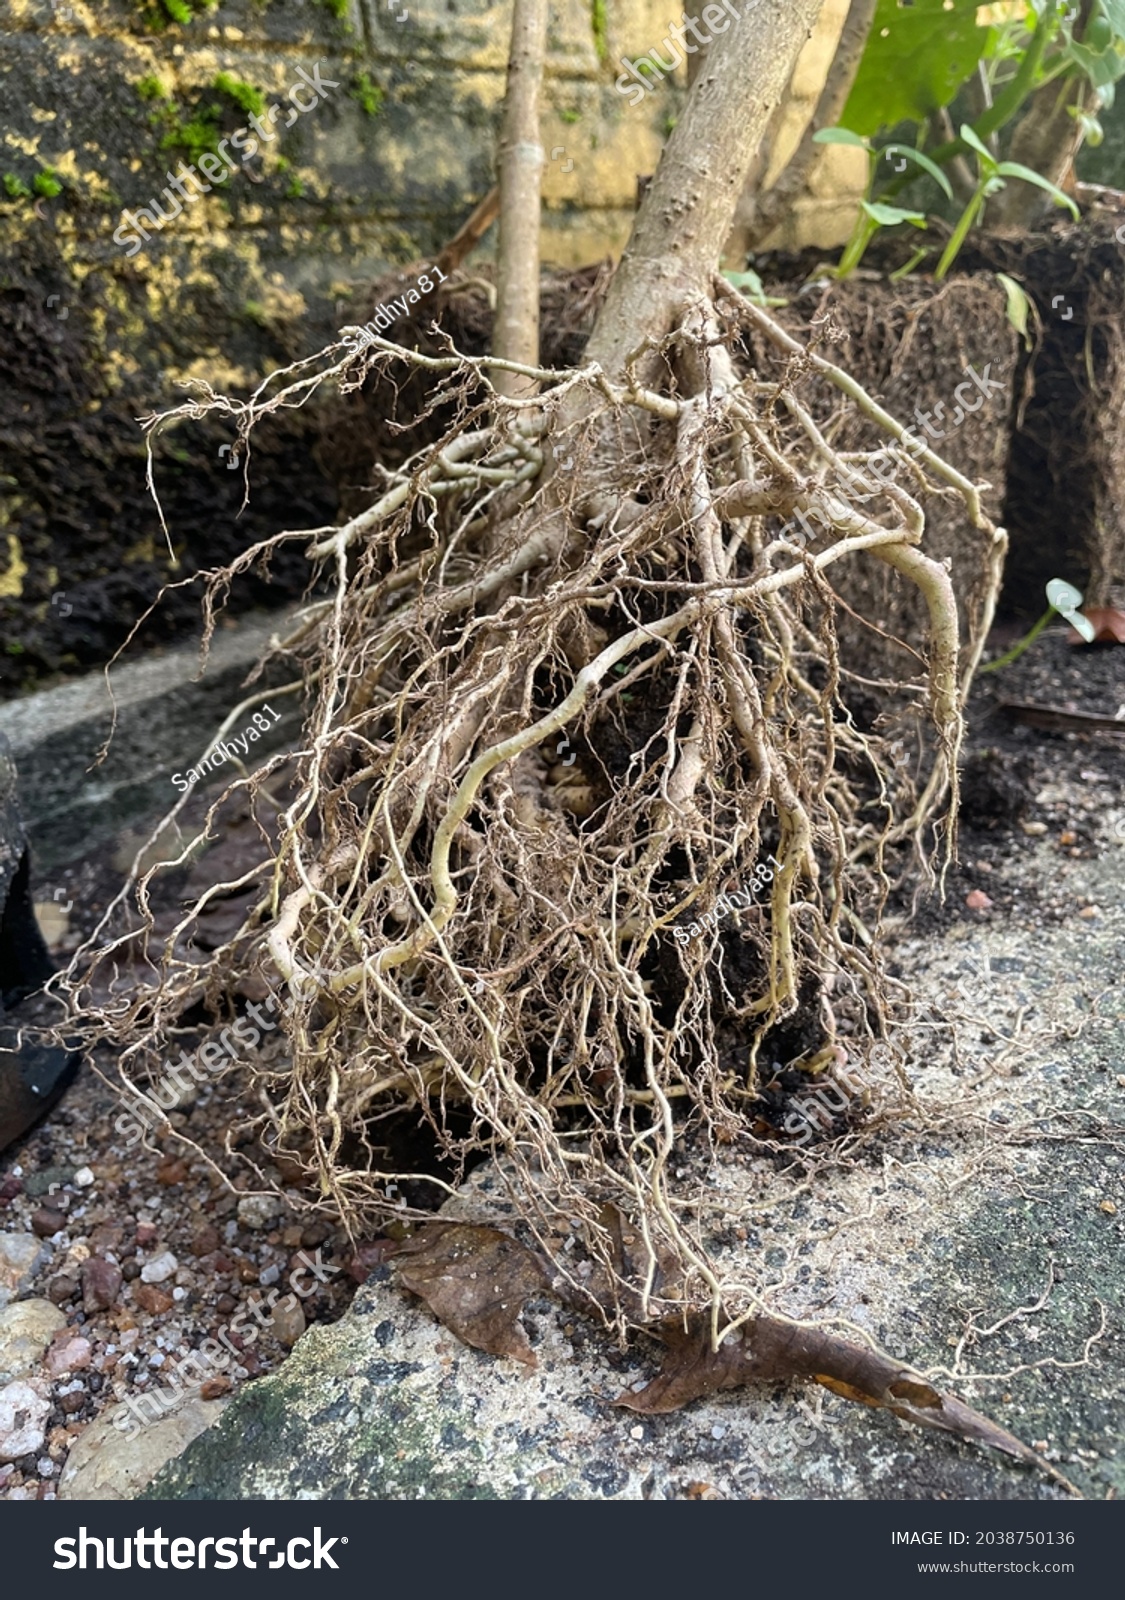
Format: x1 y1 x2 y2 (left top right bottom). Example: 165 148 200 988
62 279 1007 1336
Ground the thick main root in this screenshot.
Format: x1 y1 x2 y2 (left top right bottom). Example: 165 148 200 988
64 281 1005 1333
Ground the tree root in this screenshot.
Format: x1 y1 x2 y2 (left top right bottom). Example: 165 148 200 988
64 287 1004 1337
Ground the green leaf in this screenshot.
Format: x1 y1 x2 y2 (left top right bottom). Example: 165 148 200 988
881 144 954 199
995 160 1081 218
1100 0 1125 40
861 201 926 228
812 126 869 148
1064 36 1125 90
959 122 998 167
842 0 989 137
995 272 1033 349
721 269 788 308
723 268 765 294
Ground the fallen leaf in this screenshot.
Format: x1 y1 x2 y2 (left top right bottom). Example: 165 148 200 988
394 1222 546 1366
613 1312 1077 1493
1068 607 1125 645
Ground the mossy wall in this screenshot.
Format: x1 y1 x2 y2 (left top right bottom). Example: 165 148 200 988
0 0 861 694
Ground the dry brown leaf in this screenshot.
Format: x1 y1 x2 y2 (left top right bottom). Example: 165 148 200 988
1069 607 1125 645
394 1221 546 1366
561 1204 684 1324
614 1312 1078 1493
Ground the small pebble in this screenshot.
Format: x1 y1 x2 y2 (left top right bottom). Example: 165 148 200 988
269 1298 305 1348
133 1283 174 1316
73 1169 94 1189
31 1210 66 1241
201 1376 232 1400
45 1334 92 1380
259 1264 281 1288
237 1195 279 1231
0 1380 50 1459
140 1251 178 1285
46 1277 77 1308
79 1258 122 1313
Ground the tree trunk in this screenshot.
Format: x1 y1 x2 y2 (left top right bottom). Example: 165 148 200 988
585 0 825 384
493 0 548 398
990 74 1090 229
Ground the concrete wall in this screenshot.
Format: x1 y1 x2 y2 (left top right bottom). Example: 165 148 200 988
2 0 861 287
0 0 861 698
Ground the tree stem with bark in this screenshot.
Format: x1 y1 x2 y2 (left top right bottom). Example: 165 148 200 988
586 0 825 384
494 0 548 399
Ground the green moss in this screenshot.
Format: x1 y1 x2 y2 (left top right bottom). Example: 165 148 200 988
3 168 62 203
133 0 220 28
142 73 266 168
212 73 266 119
559 109 581 126
590 0 609 68
350 72 383 118
159 113 223 164
274 157 304 199
33 168 63 199
135 75 169 102
316 0 350 17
